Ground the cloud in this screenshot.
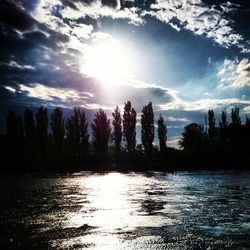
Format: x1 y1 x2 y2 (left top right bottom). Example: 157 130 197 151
159 97 250 112
0 0 35 30
143 0 249 51
218 58 250 89
33 0 144 30
71 23 94 40
243 105 250 114
61 1 144 25
0 60 36 75
167 136 181 149
4 86 16 93
15 83 94 108
220 2 241 13
82 103 114 110
102 81 176 111
166 116 190 123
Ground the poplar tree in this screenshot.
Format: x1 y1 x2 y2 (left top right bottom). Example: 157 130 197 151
141 102 154 159
123 101 137 154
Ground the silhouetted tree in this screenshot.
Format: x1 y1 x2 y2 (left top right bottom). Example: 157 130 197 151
245 116 250 151
36 106 48 159
246 116 250 132
208 109 215 137
230 107 241 144
220 110 228 129
157 114 167 154
179 123 205 156
79 109 89 155
231 107 241 127
123 101 137 154
204 115 208 134
23 109 35 158
112 106 122 156
6 111 24 160
141 102 154 159
91 109 111 156
66 107 89 159
50 107 65 158
219 110 228 142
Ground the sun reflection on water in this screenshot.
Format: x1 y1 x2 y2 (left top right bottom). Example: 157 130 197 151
68 173 134 230
3 172 248 249
61 172 175 249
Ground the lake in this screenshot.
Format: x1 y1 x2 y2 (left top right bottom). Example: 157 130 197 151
0 171 249 249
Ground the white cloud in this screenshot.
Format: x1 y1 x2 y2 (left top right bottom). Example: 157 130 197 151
62 2 144 25
144 0 247 51
91 32 114 42
32 0 249 53
166 116 190 122
82 103 114 110
4 86 16 93
169 22 181 32
6 61 35 70
18 83 94 107
220 2 241 13
33 0 71 34
167 136 181 149
71 23 94 40
159 97 250 111
243 106 250 114
218 58 250 88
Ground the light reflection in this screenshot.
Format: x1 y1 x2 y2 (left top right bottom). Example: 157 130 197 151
61 172 175 249
2 172 248 249
68 173 134 230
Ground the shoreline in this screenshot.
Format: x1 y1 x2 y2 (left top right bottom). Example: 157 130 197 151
1 160 249 173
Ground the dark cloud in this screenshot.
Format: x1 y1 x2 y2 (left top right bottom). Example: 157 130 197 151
0 0 35 30
0 63 35 75
121 0 156 9
14 0 41 12
101 0 118 8
58 0 119 9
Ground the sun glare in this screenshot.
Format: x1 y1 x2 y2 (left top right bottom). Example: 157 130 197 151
81 41 133 85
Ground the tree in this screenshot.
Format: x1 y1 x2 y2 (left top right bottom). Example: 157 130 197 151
23 109 35 158
123 101 137 154
36 106 48 159
219 110 228 142
91 109 111 156
50 107 65 158
79 109 89 155
112 106 122 156
141 102 154 159
245 116 250 150
179 123 205 155
230 107 241 144
66 107 89 158
157 114 167 154
6 111 24 160
220 110 228 129
208 109 215 137
231 107 241 127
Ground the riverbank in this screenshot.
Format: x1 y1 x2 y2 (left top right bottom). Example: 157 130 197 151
1 158 249 173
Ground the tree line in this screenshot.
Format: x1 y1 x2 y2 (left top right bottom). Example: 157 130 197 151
180 107 250 162
2 103 249 170
2 101 168 165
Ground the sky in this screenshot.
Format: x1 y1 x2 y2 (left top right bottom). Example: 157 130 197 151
0 0 250 147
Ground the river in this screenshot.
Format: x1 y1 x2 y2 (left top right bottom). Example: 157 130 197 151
0 171 249 249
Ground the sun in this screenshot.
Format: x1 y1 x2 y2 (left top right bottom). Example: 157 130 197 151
81 41 133 85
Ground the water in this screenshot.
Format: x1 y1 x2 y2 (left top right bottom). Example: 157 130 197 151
0 171 249 249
